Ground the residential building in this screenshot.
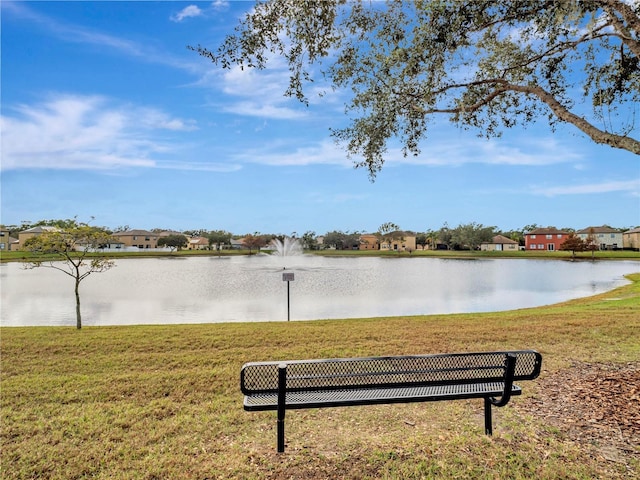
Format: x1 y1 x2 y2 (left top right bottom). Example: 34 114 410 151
358 234 379 250
480 235 520 251
230 238 245 249
623 228 640 250
576 226 623 250
379 232 417 252
187 236 209 250
158 230 185 238
0 227 18 251
524 227 569 251
111 229 158 249
17 226 59 250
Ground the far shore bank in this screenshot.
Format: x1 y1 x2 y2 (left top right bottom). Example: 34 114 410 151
2 248 640 264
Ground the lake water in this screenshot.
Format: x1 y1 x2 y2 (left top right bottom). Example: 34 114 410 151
1 256 638 327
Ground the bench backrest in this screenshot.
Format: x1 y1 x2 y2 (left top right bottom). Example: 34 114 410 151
241 350 542 395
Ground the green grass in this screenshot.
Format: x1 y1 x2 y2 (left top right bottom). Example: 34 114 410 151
2 274 639 479
312 248 640 260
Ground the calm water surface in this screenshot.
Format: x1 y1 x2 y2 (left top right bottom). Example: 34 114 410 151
1 256 637 327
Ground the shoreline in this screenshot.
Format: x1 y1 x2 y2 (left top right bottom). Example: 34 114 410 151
2 248 640 263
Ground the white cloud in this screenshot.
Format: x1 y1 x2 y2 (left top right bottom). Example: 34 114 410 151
531 179 640 197
218 130 583 171
195 46 337 121
154 161 241 173
170 5 203 23
223 101 306 120
4 2 204 74
377 134 582 168
231 139 351 167
0 94 198 171
211 0 230 11
136 108 198 131
211 64 313 120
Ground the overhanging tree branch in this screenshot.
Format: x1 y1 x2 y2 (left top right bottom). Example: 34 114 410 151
413 79 640 155
193 0 640 177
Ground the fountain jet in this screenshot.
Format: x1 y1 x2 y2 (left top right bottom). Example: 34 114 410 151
271 236 303 256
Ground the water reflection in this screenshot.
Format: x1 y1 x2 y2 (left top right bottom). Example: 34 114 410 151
1 256 637 327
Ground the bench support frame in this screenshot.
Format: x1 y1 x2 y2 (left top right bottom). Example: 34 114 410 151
242 351 540 453
277 364 287 453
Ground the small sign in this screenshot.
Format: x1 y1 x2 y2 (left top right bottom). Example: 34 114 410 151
282 272 295 282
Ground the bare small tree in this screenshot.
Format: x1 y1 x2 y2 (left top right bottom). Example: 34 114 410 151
585 228 599 259
23 220 115 329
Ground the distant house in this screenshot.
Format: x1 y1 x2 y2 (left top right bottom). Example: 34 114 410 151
379 232 417 252
623 228 640 251
187 236 209 250
0 227 18 251
158 230 185 238
230 238 244 249
17 226 59 250
111 229 158 249
576 226 623 250
524 227 569 251
480 235 519 251
358 234 380 250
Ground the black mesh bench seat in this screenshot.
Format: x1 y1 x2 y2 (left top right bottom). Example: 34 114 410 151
241 350 542 452
244 382 522 410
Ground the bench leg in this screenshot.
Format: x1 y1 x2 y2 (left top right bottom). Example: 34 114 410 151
277 410 285 453
484 398 492 436
277 364 287 453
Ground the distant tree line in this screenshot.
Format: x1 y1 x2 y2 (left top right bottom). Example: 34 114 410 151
6 219 638 253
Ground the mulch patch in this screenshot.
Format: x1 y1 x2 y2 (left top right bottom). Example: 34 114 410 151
520 360 639 472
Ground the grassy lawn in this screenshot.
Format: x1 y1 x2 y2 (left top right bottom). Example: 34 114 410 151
2 274 639 479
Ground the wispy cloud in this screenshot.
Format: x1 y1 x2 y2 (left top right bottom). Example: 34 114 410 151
217 129 584 171
2 2 203 74
222 101 307 120
211 0 231 10
170 5 203 23
231 139 351 167
154 161 241 173
170 1 229 21
213 64 311 120
531 179 640 196
382 135 583 167
195 43 338 121
1 94 198 171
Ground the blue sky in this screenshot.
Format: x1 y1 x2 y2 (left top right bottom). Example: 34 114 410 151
2 1 639 235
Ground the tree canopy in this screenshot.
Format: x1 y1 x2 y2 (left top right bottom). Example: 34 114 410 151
450 222 496 250
158 234 188 252
560 232 587 259
323 230 361 250
208 230 232 252
241 234 270 254
193 0 639 178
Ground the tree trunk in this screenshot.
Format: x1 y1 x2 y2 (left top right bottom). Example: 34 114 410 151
75 279 82 330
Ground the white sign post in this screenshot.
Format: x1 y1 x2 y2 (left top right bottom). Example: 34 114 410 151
282 272 294 321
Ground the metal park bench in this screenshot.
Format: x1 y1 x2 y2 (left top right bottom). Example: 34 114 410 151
241 350 542 452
